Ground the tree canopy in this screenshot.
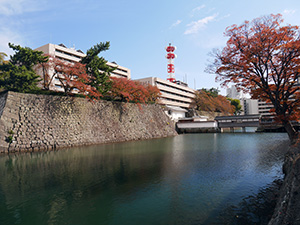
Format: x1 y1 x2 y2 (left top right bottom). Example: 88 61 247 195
0 43 48 93
110 77 161 106
0 52 7 64
193 89 234 114
80 42 114 96
227 98 243 115
37 56 101 99
207 14 300 141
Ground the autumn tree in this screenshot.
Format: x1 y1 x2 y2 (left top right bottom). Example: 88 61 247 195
80 42 114 96
193 89 234 114
0 43 48 92
110 77 161 105
207 14 300 141
35 54 55 90
40 56 101 99
144 83 161 104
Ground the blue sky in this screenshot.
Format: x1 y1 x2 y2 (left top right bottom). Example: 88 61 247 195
0 0 299 94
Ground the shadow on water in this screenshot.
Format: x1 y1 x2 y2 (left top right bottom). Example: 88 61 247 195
216 179 282 225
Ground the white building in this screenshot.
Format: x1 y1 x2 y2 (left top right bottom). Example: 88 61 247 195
243 99 259 115
136 77 196 121
35 43 131 92
136 77 195 108
165 106 188 121
258 100 274 117
226 85 244 99
239 97 275 120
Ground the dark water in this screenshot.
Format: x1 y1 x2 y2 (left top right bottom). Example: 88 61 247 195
0 133 289 225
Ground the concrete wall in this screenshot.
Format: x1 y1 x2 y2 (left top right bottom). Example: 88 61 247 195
0 91 177 153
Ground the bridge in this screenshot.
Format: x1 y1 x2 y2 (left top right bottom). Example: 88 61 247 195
215 114 261 132
176 114 261 133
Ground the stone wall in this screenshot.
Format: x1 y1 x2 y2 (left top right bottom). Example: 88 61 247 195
0 91 7 117
268 143 300 225
0 91 177 153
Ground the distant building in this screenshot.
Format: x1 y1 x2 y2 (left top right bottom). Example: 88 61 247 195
35 43 131 92
136 77 196 121
258 100 274 117
242 99 259 115
136 77 195 108
226 85 244 99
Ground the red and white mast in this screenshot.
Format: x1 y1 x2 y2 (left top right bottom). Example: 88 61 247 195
165 43 177 82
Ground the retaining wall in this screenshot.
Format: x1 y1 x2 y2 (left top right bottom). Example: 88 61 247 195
268 143 300 225
0 91 177 153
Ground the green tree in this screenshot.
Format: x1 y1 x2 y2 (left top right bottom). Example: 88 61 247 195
80 42 114 96
228 98 242 115
0 43 48 92
201 87 220 97
0 52 7 64
0 64 41 92
8 43 48 70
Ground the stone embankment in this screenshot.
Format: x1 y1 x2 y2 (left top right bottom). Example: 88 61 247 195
0 91 177 153
269 142 300 225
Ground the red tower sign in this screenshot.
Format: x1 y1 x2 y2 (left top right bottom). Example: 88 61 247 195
165 43 176 82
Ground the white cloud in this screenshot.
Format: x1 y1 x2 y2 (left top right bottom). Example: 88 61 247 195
0 27 23 55
0 0 44 16
283 9 296 15
170 20 182 29
0 0 46 55
184 14 218 35
190 5 206 17
192 5 206 13
218 14 231 21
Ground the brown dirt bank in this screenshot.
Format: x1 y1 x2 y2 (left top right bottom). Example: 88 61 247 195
0 91 177 153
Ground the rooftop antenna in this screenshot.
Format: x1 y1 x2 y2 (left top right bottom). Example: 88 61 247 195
165 43 177 82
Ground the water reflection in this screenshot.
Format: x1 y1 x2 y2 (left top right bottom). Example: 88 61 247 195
0 133 289 225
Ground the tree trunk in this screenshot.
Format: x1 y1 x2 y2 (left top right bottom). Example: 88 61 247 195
284 121 299 143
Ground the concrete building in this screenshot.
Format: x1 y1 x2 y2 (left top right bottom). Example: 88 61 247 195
136 77 195 109
136 77 196 121
165 106 188 121
226 85 244 99
240 98 274 117
242 99 259 115
258 100 274 117
35 43 131 92
240 97 274 123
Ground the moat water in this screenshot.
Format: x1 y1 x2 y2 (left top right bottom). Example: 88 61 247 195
0 133 289 225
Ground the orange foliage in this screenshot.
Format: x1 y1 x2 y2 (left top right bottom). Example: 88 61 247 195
208 14 300 125
193 90 234 114
39 56 101 99
110 77 161 105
